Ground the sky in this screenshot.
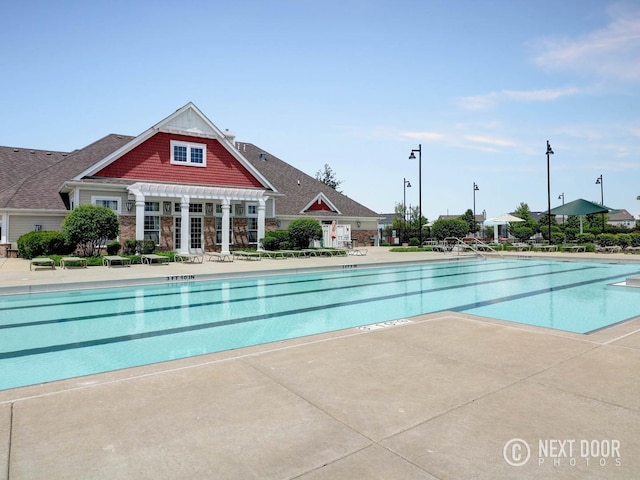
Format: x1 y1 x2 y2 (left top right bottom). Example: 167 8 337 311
1 0 639 221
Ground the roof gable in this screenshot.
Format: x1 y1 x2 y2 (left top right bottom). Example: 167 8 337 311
75 103 276 191
302 193 341 214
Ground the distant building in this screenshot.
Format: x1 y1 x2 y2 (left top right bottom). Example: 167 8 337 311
607 209 636 229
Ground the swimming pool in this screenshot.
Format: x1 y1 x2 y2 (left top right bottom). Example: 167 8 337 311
1 259 639 390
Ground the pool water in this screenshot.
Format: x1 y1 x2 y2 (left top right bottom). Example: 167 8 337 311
1 259 639 390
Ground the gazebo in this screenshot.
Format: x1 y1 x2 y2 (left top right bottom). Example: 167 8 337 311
484 213 525 242
549 198 616 233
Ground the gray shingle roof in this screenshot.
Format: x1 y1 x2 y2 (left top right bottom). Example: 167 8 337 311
1 135 379 220
0 134 133 210
237 142 379 218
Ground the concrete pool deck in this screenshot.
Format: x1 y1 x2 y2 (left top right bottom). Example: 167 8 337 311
1 248 640 479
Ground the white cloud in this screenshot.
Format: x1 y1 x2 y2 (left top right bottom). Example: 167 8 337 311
456 87 579 110
463 135 518 148
532 7 640 82
400 131 446 142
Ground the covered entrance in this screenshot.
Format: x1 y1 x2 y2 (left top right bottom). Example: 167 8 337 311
128 182 268 255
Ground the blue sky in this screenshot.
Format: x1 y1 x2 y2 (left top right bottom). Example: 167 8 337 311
1 0 639 220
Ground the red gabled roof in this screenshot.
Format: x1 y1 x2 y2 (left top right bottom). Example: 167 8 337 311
93 132 264 188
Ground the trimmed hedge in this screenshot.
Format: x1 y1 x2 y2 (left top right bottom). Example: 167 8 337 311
17 231 75 259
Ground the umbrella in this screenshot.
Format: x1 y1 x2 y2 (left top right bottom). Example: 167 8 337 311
549 198 617 233
484 213 525 241
485 213 526 224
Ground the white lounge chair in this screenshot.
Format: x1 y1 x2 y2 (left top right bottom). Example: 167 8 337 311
103 255 131 267
30 257 55 270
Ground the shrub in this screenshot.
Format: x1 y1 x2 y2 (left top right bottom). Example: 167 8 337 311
630 233 640 247
106 241 121 255
62 205 120 256
124 239 138 255
550 231 565 245
287 218 323 249
596 233 616 247
576 233 595 244
431 219 468 241
261 230 290 251
17 231 75 259
408 237 419 246
509 223 535 242
141 240 156 254
615 233 632 249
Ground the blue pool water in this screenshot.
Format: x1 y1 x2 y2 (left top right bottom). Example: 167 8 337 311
1 259 639 390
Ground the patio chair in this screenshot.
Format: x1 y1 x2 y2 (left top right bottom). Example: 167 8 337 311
30 257 55 270
103 255 132 267
141 254 170 265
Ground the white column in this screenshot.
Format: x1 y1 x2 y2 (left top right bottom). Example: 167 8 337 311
180 196 190 254
257 198 266 251
1 213 8 244
221 200 231 255
135 194 145 240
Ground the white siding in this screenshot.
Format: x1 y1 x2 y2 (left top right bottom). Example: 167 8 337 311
9 215 66 242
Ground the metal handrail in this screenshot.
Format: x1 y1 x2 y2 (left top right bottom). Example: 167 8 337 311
450 237 504 259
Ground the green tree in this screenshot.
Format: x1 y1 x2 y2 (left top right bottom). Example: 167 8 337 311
315 164 343 192
431 219 468 241
510 202 537 241
62 205 120 256
513 202 534 222
287 218 323 249
460 209 476 235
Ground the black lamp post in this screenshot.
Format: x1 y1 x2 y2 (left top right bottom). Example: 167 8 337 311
473 182 479 237
409 145 422 247
558 192 565 224
546 140 554 242
596 174 604 232
403 178 411 242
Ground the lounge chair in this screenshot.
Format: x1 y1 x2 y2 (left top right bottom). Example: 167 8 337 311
30 257 55 270
206 252 234 262
141 254 169 265
348 248 368 256
233 251 261 261
174 253 204 263
60 256 87 269
103 255 131 267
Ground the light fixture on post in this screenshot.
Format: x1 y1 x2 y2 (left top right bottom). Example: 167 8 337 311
558 192 565 224
403 178 411 243
473 182 479 237
546 140 554 242
595 174 604 232
408 144 422 247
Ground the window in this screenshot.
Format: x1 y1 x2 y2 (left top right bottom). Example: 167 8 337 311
92 196 120 214
170 140 206 167
246 203 258 245
144 202 160 244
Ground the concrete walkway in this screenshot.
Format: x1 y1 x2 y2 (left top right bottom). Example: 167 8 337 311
1 248 640 479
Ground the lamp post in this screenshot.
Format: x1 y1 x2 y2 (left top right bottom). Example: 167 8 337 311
595 174 604 232
558 192 564 224
473 182 479 237
409 145 422 247
546 140 554 242
403 178 411 242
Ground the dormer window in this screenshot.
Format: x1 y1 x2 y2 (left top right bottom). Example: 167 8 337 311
170 140 206 167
